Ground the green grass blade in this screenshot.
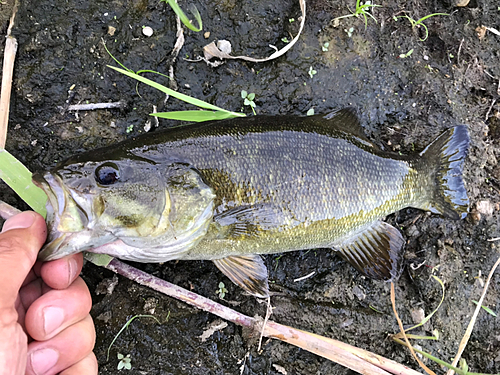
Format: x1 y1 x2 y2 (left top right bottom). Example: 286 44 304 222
108 66 245 118
472 300 497 317
0 149 47 217
392 337 487 375
153 110 237 122
164 0 202 32
416 13 448 24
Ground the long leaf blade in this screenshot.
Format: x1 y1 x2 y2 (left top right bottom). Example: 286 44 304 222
0 149 47 217
152 110 236 122
108 66 245 118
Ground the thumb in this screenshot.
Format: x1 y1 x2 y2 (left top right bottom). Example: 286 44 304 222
0 212 47 309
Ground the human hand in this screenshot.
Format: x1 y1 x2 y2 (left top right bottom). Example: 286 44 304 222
0 211 97 375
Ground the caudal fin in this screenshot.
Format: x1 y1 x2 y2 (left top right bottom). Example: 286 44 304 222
418 125 470 220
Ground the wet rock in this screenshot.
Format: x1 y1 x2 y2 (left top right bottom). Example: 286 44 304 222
352 285 366 301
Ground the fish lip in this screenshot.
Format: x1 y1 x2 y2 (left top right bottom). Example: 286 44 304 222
32 171 88 261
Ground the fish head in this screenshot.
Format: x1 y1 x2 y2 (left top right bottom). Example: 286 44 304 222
33 156 215 261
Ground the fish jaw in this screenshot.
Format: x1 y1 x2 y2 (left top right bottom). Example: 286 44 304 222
33 171 114 261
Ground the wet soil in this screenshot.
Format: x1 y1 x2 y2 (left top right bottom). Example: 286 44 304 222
1 0 500 373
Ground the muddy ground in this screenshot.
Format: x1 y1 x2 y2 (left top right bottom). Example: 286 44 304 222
1 0 500 373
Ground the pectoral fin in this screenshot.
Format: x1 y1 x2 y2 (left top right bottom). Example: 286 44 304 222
214 204 294 238
334 221 404 281
213 255 269 298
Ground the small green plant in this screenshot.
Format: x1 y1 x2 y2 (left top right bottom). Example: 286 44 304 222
322 42 330 51
125 124 134 133
107 314 162 360
393 12 448 41
216 282 228 299
241 90 257 115
281 37 290 43
398 48 414 58
117 353 132 370
344 27 355 37
333 0 381 29
289 18 295 23
308 66 317 78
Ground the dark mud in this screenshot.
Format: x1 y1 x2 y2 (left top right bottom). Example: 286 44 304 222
1 0 500 373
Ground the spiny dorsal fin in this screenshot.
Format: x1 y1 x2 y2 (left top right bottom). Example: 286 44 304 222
316 107 373 145
334 221 405 281
213 255 269 298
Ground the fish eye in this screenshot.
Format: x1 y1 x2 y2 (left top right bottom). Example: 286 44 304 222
95 163 120 185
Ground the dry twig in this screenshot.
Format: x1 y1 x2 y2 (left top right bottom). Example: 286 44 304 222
0 3 19 148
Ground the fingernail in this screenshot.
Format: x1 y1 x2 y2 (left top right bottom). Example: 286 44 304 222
2 211 37 232
43 306 65 336
68 257 79 284
30 348 59 375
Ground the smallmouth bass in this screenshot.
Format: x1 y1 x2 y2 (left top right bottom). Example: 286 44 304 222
33 108 470 297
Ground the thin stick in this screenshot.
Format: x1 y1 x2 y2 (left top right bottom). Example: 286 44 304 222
446 255 500 375
67 101 126 111
0 200 422 375
0 6 19 148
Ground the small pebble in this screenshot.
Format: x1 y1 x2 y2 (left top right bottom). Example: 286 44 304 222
142 26 154 37
411 307 425 324
476 200 494 217
352 285 366 301
204 31 210 39
107 26 116 36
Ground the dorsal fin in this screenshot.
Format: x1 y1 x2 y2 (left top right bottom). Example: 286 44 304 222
333 221 405 281
312 107 373 145
213 255 269 298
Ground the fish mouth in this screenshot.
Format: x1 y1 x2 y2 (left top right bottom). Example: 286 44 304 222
32 171 91 261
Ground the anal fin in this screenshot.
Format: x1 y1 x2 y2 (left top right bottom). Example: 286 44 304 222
334 221 405 281
213 255 269 298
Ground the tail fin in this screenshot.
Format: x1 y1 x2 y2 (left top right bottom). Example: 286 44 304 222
418 125 470 220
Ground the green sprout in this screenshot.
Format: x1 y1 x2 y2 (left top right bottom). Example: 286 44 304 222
322 42 330 51
241 90 257 115
117 353 132 370
216 282 228 299
398 48 414 59
281 37 290 43
107 314 162 360
125 124 134 133
344 27 354 37
289 18 295 23
394 13 448 42
333 0 381 29
308 66 317 78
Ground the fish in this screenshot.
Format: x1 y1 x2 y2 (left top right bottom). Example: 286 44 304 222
32 108 470 297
